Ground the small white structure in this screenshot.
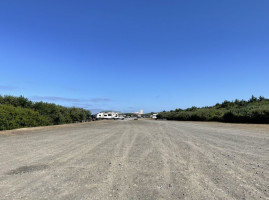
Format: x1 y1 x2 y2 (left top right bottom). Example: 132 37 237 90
96 111 119 120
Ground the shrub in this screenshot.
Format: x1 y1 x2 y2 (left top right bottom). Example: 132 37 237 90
0 95 92 130
0 105 50 130
158 96 269 124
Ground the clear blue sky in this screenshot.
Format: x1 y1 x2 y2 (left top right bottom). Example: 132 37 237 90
1 0 268 113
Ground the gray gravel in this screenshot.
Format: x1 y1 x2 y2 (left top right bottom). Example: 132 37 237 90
0 119 268 199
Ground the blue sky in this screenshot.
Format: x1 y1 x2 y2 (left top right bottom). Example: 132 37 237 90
1 0 269 113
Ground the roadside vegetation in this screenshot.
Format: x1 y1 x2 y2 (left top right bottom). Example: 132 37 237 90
0 95 91 130
123 113 138 117
142 112 156 118
157 96 269 124
123 112 155 118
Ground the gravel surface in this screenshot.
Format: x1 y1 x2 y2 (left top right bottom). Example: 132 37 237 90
0 119 268 199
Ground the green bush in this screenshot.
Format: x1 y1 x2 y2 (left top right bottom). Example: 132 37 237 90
0 95 92 130
158 96 269 124
0 105 51 130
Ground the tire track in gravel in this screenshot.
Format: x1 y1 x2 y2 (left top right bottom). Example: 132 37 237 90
159 120 269 199
0 121 118 198
102 122 140 199
1 119 269 200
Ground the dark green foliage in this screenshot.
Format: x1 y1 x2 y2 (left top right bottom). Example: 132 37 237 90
0 105 50 130
158 96 269 124
0 95 33 108
141 112 155 118
0 95 91 130
123 113 137 117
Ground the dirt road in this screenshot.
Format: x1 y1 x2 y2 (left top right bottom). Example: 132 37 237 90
0 119 268 199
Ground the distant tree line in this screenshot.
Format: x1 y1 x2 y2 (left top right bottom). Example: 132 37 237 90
123 112 155 118
157 96 269 124
123 113 137 117
0 95 91 130
142 112 155 118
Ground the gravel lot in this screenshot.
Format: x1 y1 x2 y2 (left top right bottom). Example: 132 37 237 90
0 119 268 199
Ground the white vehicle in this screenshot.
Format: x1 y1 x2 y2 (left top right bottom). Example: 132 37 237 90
96 111 119 120
151 113 158 119
118 115 125 120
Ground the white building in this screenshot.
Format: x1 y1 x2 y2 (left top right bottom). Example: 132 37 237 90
134 110 144 115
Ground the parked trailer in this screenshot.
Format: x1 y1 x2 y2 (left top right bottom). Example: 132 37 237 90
96 112 119 120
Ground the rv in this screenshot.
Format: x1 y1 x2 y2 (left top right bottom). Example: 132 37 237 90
96 111 119 120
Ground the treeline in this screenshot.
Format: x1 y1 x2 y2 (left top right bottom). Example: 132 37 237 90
157 96 269 124
123 112 154 118
0 95 91 130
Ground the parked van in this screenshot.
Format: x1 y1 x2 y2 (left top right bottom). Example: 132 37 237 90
151 113 158 119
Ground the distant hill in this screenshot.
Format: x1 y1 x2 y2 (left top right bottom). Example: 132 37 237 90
158 96 269 124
